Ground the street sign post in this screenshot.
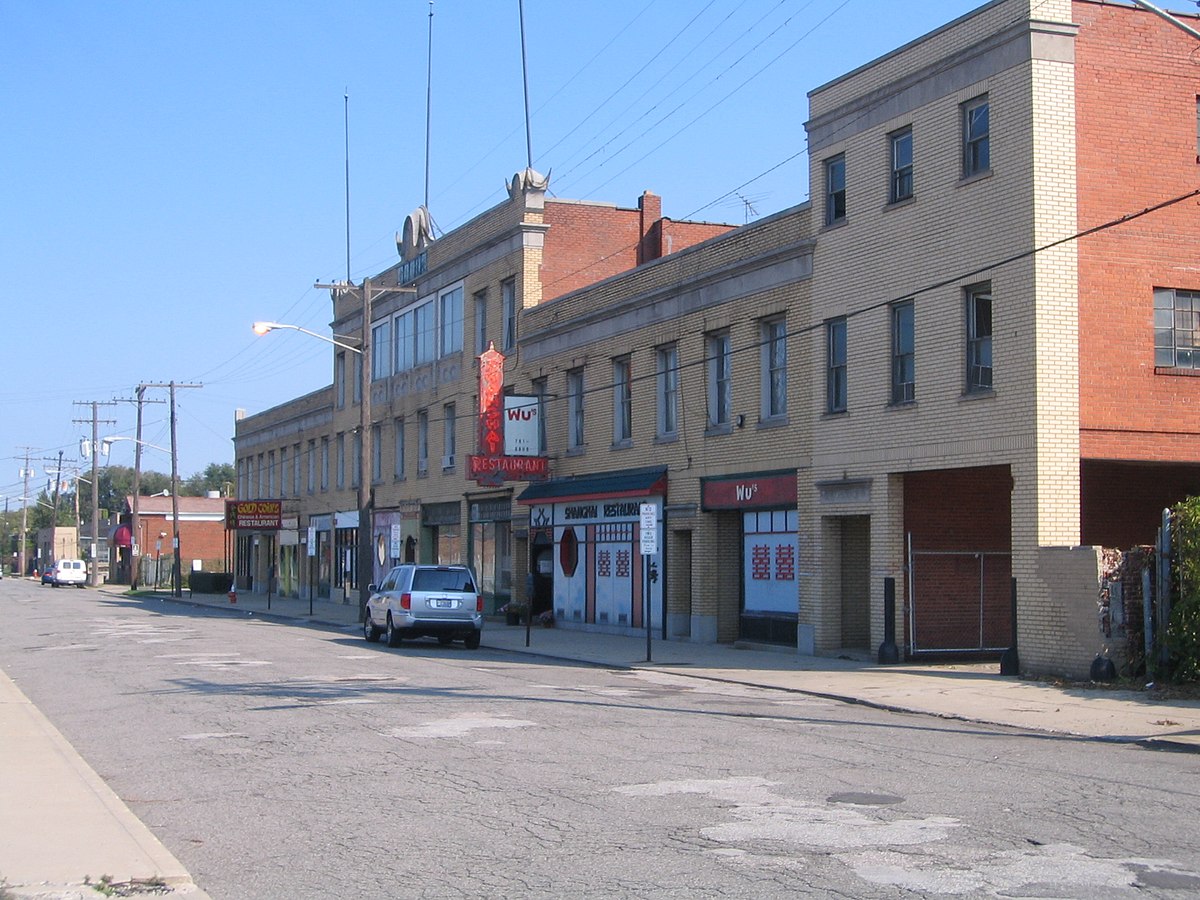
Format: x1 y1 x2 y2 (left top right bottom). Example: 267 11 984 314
640 503 657 661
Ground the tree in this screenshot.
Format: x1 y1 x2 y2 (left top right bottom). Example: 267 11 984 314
182 462 235 497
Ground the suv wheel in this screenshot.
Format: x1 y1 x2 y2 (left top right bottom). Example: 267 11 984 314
464 631 481 650
385 615 402 648
363 614 381 643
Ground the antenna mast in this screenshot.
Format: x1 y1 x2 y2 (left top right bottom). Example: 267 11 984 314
518 0 534 170
344 90 351 282
424 1 434 209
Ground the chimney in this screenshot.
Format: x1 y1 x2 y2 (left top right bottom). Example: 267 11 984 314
638 191 663 265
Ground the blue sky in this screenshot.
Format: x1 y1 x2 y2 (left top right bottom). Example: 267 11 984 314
1 0 986 501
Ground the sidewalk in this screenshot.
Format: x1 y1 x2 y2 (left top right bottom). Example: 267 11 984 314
134 585 1200 749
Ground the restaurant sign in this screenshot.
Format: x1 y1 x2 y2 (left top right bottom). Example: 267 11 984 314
225 500 283 530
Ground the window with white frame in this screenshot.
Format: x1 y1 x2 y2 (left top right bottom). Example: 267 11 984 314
706 331 732 428
414 300 435 365
825 154 846 226
393 309 414 372
336 433 346 489
335 352 346 408
761 318 787 420
417 410 429 474
656 344 679 438
439 285 463 356
963 95 990 177
567 368 585 450
1154 288 1200 369
501 277 517 351
393 418 405 479
891 301 915 404
443 403 456 469
827 318 847 413
612 356 632 445
890 127 913 203
965 284 993 392
474 288 488 355
372 319 391 380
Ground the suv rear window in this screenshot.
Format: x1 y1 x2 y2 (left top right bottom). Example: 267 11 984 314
412 569 476 592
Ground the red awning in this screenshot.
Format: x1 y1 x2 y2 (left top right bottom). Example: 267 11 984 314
111 524 132 547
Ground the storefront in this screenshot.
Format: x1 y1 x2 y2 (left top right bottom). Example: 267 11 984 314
371 501 420 586
519 466 666 636
421 501 462 566
278 516 300 597
309 514 333 600
701 470 798 645
333 510 359 602
468 494 513 614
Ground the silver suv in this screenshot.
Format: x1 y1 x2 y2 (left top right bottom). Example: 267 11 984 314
364 564 483 649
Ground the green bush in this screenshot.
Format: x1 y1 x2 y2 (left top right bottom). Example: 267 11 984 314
189 571 234 594
1167 496 1200 682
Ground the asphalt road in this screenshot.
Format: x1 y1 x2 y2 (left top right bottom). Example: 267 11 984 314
3 578 1200 899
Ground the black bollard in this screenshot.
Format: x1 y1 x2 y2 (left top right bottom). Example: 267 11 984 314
878 577 900 664
1000 576 1019 675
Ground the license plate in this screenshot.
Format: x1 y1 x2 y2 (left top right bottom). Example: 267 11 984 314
434 598 454 609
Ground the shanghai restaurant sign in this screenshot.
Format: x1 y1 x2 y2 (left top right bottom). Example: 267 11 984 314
225 499 283 530
470 344 548 485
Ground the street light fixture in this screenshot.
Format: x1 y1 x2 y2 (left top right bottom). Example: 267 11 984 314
252 322 362 356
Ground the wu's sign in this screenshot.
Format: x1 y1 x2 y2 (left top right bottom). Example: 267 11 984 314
504 396 540 456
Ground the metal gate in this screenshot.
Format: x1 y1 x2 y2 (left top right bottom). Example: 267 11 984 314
908 534 1012 653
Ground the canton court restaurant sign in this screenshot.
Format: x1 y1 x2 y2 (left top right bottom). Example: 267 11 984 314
469 343 549 486
225 499 283 530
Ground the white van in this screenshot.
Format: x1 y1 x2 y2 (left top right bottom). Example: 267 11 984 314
52 559 87 587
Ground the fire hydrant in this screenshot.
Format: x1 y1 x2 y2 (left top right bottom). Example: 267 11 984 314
228 589 237 604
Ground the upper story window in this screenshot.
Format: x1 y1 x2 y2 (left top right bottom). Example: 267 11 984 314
372 319 391 381
502 277 517 351
891 301 915 405
706 331 732 429
336 432 346 490
890 127 913 203
335 352 346 408
532 376 548 453
612 356 632 446
760 318 787 421
417 410 429 474
963 95 990 178
474 289 488 356
393 418 405 480
824 154 846 226
439 285 463 356
414 300 435 365
394 310 414 372
267 451 276 498
965 284 993 392
656 344 679 439
827 318 848 414
567 368 585 450
443 403 456 469
1155 288 1200 369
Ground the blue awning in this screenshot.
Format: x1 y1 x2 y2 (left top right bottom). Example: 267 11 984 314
517 466 667 504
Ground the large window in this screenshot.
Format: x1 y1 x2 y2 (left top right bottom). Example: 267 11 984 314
706 331 732 428
966 284 993 392
567 368 585 450
824 154 846 226
501 277 517 351
372 319 391 380
963 95 990 177
439 285 463 356
443 403 456 469
612 356 632 445
890 127 913 203
656 344 679 438
761 318 787 420
827 318 847 414
394 310 414 372
891 301 915 404
414 300 435 365
1154 288 1200 369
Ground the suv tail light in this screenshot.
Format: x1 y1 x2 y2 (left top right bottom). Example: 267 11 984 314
475 594 484 613
400 592 412 610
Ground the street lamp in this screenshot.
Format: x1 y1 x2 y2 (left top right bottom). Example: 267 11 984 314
252 322 362 355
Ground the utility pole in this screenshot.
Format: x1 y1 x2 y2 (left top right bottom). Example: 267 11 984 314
139 382 201 597
16 447 35 577
115 387 166 589
74 401 117 587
